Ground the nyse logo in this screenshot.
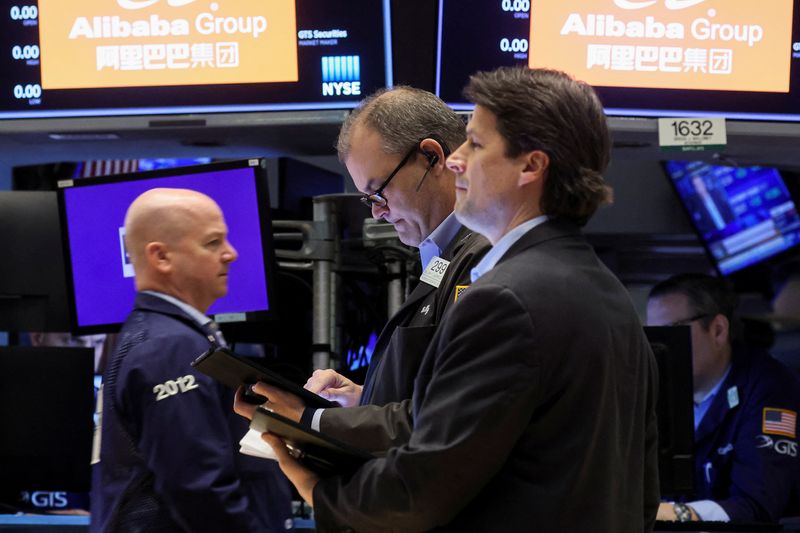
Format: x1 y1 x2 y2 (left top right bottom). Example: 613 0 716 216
613 0 705 9
118 0 197 9
321 55 361 97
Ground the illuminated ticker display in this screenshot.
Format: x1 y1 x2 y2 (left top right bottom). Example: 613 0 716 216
436 0 800 121
1 0 392 118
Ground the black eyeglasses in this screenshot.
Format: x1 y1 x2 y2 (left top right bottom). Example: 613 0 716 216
667 313 711 327
360 145 418 209
360 136 451 209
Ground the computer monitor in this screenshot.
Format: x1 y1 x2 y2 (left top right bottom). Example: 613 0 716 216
663 160 800 276
644 325 695 499
0 346 95 493
435 0 800 121
0 0 392 119
56 158 277 335
276 157 345 220
0 191 71 332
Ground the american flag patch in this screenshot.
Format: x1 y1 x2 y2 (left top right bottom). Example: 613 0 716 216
454 285 469 303
762 408 797 438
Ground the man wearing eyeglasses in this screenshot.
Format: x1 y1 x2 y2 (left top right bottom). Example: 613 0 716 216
647 273 800 524
239 67 660 532
242 86 489 452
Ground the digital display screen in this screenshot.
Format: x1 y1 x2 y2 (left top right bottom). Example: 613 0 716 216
664 160 800 275
1 0 391 118
436 0 800 120
0 346 95 494
58 159 275 331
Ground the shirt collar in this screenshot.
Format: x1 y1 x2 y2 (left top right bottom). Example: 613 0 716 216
142 290 210 327
697 363 733 407
693 364 733 429
418 212 462 270
471 215 549 282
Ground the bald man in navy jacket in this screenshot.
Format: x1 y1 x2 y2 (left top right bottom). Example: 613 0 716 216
92 188 292 532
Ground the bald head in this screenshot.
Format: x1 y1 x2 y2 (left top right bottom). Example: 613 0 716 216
123 188 237 312
124 188 217 268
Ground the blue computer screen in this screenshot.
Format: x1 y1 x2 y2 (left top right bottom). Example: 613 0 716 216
58 159 274 332
664 161 800 275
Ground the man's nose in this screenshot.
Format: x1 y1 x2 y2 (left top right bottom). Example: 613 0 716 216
446 144 467 174
224 241 238 262
371 203 388 219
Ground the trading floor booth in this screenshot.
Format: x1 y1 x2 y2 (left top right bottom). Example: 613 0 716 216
2 0 800 530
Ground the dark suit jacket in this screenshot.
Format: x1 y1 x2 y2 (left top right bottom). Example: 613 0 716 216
90 293 292 532
319 226 490 453
313 219 660 532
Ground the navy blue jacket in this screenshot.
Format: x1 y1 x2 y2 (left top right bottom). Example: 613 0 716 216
91 292 292 532
693 345 800 522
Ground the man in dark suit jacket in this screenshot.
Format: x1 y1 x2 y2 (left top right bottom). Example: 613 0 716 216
91 188 292 532
245 87 490 453
242 67 660 532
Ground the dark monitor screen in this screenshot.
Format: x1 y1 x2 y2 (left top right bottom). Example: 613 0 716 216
276 157 345 220
0 346 94 493
57 158 277 334
435 0 800 121
0 0 391 119
663 160 800 276
644 325 695 499
0 191 71 332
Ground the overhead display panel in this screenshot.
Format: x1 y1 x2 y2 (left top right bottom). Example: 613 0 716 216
39 0 299 89
0 0 391 118
530 0 792 92
436 0 800 121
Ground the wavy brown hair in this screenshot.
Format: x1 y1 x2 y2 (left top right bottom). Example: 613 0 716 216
464 67 613 226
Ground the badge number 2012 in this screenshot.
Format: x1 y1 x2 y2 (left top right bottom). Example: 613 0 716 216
153 375 199 401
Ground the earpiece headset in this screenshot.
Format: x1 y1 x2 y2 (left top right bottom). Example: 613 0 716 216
423 152 439 167
415 151 439 192
415 137 450 192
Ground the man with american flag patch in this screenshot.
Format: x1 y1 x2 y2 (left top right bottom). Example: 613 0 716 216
648 273 800 524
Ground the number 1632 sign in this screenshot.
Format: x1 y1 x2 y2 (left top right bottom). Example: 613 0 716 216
658 117 727 152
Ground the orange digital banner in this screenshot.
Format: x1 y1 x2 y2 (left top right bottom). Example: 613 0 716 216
529 0 793 92
39 0 298 89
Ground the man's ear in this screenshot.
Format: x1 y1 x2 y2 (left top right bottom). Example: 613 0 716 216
518 150 549 187
419 137 447 174
709 313 730 348
144 242 171 273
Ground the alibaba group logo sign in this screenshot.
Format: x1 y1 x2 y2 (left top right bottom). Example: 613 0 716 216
613 0 706 9
117 0 197 9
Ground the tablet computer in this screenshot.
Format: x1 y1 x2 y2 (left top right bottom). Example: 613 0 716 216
191 346 338 409
250 406 374 476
